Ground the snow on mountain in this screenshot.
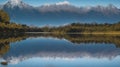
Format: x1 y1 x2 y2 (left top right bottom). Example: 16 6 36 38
3 0 33 9
39 5 80 13
38 1 87 13
39 1 72 12
55 1 70 5
38 1 120 15
90 4 120 15
43 1 70 7
2 0 120 14
8 0 21 6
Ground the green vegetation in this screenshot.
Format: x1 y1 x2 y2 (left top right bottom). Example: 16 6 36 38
0 10 10 24
40 22 120 34
0 43 9 56
0 23 30 33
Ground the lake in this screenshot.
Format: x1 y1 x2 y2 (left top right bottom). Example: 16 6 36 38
0 33 120 67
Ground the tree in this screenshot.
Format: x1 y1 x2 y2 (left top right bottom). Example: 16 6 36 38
0 10 10 24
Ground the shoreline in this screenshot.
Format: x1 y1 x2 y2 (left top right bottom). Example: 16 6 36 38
25 32 120 35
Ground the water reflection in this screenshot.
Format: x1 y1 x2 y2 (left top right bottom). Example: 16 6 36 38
26 33 120 47
0 33 120 66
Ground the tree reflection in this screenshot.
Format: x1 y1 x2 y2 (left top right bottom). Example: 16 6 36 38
0 33 27 65
0 43 9 57
26 33 120 48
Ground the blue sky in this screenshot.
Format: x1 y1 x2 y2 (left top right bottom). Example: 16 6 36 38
0 0 120 8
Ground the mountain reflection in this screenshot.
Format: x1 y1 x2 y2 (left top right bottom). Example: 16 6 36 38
0 33 120 64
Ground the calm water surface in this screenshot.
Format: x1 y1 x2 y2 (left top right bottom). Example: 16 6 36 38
0 34 120 67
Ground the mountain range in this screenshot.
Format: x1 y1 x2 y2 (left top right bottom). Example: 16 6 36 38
0 0 120 26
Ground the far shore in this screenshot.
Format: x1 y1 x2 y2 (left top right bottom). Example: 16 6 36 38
25 32 120 35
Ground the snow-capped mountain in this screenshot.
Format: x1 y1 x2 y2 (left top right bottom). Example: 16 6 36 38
1 0 120 26
5 0 23 8
1 0 39 25
3 0 33 9
90 4 120 15
38 1 120 14
38 1 80 13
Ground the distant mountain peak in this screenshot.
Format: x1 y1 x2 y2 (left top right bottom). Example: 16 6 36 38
9 0 21 4
3 0 33 9
107 4 117 9
7 0 22 6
